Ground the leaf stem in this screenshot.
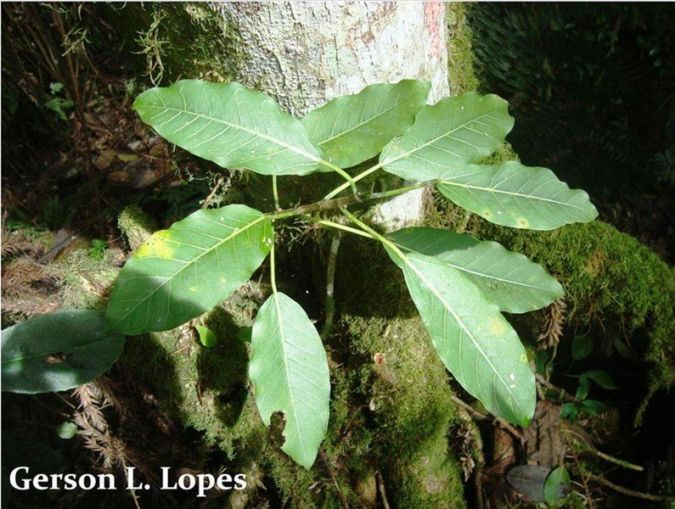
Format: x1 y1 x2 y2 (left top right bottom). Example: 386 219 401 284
267 182 430 221
272 175 280 210
323 161 385 200
312 218 374 239
269 231 278 294
319 158 359 197
321 234 341 340
339 207 406 259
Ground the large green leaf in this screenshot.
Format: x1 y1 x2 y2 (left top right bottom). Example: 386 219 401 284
437 161 598 230
106 205 272 334
301 80 430 169
249 292 330 469
388 227 563 313
2 310 125 394
379 92 514 181
388 249 535 425
134 80 324 176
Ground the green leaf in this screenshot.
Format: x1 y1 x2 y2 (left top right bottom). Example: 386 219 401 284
584 370 616 390
196 325 218 348
572 335 594 361
106 204 273 334
379 92 514 181
544 466 570 503
56 421 78 440
302 80 430 169
580 399 607 416
534 350 551 376
134 80 324 176
387 249 536 425
1 310 125 394
576 374 590 400
437 161 598 230
388 227 563 313
249 292 330 469
560 402 579 421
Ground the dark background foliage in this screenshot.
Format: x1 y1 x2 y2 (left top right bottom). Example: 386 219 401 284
468 3 675 198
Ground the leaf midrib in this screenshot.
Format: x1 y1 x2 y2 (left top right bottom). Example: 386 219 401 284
1 340 107 365
438 180 587 210
114 214 266 325
142 104 322 166
403 254 524 417
395 243 550 291
381 107 503 168
272 293 307 463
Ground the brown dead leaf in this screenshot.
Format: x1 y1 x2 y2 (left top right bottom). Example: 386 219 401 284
94 149 116 170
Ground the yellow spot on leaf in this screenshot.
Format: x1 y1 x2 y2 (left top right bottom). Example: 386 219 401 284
489 318 506 336
482 208 493 218
135 230 175 259
516 217 529 228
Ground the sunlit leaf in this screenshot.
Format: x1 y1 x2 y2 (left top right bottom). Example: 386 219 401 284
389 227 563 313
134 80 324 176
380 92 514 181
302 80 430 168
1 310 124 394
196 325 218 348
386 249 536 425
249 292 330 469
106 205 272 334
437 161 598 230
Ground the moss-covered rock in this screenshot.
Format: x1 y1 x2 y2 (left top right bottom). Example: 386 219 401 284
479 220 675 424
428 196 675 425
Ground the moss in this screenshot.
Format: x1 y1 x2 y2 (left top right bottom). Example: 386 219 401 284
480 221 675 415
56 249 120 312
111 209 466 507
117 205 156 251
100 4 243 87
335 237 466 508
429 196 675 423
446 3 480 95
342 316 466 508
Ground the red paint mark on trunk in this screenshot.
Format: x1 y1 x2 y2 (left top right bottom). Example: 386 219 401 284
424 1 443 60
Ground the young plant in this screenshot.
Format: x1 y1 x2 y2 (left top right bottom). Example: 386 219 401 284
103 79 597 468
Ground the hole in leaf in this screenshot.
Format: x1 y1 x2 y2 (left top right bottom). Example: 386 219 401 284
45 352 69 364
269 411 286 447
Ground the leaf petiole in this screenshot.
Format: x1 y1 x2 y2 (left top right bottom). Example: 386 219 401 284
269 231 278 294
339 207 406 259
311 217 374 240
319 159 359 197
323 161 385 200
272 175 280 210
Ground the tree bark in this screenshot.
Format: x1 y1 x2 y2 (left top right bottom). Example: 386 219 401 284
214 1 449 228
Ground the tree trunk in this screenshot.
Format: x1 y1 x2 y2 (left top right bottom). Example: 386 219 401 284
215 1 449 229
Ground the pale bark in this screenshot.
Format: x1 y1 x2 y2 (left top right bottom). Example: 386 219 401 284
213 1 449 228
